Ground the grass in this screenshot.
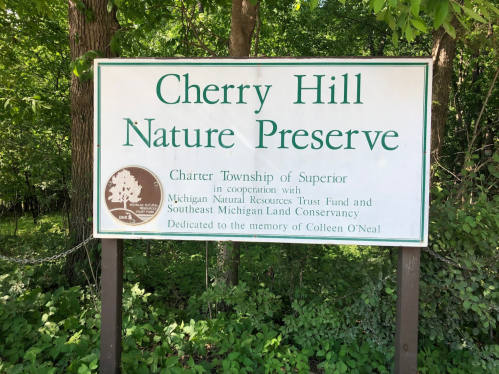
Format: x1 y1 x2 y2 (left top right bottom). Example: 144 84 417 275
0 211 68 259
0 211 66 237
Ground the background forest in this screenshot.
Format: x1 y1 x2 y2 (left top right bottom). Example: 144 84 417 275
0 0 499 373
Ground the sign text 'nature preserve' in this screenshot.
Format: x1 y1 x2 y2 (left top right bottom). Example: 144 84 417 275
93 58 432 246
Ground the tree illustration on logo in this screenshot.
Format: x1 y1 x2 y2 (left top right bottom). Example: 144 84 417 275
108 169 142 210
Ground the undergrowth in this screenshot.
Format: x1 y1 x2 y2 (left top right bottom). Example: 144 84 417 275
0 203 498 373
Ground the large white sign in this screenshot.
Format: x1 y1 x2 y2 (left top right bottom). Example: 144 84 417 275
93 58 432 246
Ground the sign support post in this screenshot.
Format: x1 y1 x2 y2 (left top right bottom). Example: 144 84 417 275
394 247 421 374
100 239 123 374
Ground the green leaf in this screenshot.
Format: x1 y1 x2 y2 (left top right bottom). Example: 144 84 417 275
165 356 179 368
310 0 319 10
89 359 98 370
24 347 41 364
388 0 397 7
75 60 84 77
455 14 470 30
228 352 241 361
405 24 413 42
77 364 90 374
374 0 385 14
194 365 206 373
427 0 438 13
337 361 348 373
484 1 499 15
243 357 253 366
442 20 456 38
411 0 421 16
385 12 396 29
392 31 399 47
462 6 486 22
463 300 471 310
107 0 113 12
9 365 24 374
434 0 449 29
411 18 427 32
84 50 101 59
80 353 99 363
0 0 5 11
451 2 461 13
463 223 471 233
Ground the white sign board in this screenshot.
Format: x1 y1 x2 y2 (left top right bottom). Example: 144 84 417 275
94 58 432 246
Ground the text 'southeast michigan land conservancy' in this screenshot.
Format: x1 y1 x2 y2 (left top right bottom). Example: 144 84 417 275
93 58 432 246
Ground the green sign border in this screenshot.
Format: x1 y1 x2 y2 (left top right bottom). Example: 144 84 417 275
96 60 430 244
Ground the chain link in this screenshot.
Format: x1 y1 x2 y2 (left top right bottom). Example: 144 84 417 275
0 236 94 264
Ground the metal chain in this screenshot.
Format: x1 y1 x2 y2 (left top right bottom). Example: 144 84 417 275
422 246 475 271
0 236 94 264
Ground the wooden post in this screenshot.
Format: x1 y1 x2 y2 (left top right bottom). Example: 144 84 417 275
100 239 123 374
394 247 421 374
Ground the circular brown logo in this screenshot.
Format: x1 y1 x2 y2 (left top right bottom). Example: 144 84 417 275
105 166 162 225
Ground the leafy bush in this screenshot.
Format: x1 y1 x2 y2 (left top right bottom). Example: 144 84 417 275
0 267 100 374
1 200 499 373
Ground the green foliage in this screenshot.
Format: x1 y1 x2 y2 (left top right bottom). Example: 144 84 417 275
70 0 95 23
2 211 498 373
423 150 499 369
0 268 101 373
0 0 70 220
0 0 498 372
106 0 232 58
421 43 499 369
69 51 101 81
353 0 497 43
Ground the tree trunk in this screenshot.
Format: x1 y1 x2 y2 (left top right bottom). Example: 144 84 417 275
13 190 18 237
65 0 119 284
225 242 240 286
229 0 257 57
430 20 459 166
217 0 257 289
24 172 38 224
482 118 495 158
